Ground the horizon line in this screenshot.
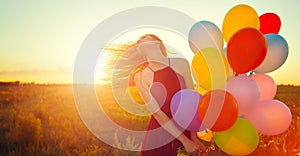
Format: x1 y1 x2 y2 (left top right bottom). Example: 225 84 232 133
0 80 299 87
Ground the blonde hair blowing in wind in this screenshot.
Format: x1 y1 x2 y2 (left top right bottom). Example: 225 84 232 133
103 34 168 87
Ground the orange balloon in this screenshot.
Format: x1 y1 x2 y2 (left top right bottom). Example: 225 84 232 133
197 129 214 142
198 90 238 132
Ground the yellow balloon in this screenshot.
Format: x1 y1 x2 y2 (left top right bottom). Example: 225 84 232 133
222 4 260 43
214 118 259 155
197 85 208 95
197 129 214 142
128 85 145 104
192 48 229 91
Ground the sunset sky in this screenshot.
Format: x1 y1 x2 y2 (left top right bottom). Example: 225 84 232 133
0 0 299 85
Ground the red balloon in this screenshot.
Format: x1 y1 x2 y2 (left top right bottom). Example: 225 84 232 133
226 28 267 74
198 90 238 132
259 13 281 34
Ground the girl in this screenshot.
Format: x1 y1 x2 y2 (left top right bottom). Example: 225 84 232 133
112 34 206 156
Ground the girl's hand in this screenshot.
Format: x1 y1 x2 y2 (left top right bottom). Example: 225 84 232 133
191 133 208 156
181 138 203 155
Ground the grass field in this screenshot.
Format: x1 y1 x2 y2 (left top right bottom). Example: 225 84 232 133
0 84 299 156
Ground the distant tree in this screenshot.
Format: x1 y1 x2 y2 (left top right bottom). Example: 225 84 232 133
0 81 19 86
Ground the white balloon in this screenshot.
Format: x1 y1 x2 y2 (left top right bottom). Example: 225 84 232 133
189 21 224 53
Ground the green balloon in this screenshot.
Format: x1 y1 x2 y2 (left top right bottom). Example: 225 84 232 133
214 118 259 155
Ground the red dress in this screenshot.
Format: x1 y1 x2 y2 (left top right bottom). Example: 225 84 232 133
140 62 190 156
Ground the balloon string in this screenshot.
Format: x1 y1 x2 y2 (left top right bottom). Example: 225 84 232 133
235 71 254 77
205 137 215 153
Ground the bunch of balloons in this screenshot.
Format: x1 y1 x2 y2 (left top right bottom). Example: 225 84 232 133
171 4 292 156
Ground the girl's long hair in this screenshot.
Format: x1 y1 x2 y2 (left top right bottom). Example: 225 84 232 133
102 34 167 87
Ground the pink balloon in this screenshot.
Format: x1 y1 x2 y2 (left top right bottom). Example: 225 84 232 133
225 75 260 116
171 89 205 132
245 100 292 135
251 73 277 100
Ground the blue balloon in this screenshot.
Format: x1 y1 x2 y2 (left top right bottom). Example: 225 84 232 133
254 34 288 73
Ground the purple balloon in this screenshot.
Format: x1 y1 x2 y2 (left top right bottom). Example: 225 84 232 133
171 89 205 131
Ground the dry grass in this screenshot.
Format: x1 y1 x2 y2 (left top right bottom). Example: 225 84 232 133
0 84 299 155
